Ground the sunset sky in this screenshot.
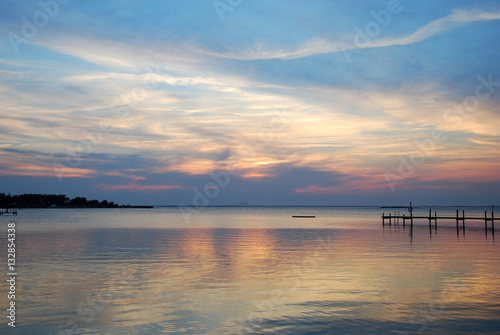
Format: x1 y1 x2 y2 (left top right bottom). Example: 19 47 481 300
1 0 499 206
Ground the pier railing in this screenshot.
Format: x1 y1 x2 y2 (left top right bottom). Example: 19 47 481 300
382 208 497 233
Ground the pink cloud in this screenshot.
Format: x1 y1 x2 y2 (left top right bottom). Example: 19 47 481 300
294 185 341 194
97 183 183 192
104 171 146 180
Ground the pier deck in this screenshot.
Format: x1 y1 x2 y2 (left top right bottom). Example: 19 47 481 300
0 210 17 216
382 203 497 234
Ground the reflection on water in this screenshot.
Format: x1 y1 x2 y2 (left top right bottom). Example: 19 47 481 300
0 208 499 334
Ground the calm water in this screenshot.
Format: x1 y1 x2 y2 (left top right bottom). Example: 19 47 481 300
1 207 499 334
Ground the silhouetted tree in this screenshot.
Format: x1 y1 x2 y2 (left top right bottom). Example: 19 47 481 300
0 194 123 208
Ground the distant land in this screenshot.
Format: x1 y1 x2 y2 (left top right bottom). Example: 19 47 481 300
0 193 153 209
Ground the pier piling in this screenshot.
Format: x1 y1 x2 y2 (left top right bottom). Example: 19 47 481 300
463 210 466 231
428 209 432 229
485 211 488 234
492 210 495 234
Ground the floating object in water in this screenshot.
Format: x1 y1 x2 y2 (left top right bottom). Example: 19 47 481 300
292 215 316 218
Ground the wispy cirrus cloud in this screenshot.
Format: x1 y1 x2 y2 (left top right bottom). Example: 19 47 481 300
1 1 499 204
195 9 500 60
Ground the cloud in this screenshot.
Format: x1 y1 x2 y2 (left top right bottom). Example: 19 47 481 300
1 1 499 205
295 184 342 195
97 183 183 192
104 171 146 180
195 9 500 60
294 175 389 194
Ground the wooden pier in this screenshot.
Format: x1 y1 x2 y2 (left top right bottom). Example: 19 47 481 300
382 204 497 233
0 209 17 216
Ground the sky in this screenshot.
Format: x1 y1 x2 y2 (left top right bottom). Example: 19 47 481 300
0 0 500 206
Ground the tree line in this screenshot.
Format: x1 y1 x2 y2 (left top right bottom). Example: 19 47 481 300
0 193 122 208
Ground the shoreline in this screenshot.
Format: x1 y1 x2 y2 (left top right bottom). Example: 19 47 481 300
1 205 154 209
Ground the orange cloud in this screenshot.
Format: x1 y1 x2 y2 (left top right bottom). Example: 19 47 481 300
240 172 275 179
152 159 217 175
0 162 96 178
97 183 183 192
